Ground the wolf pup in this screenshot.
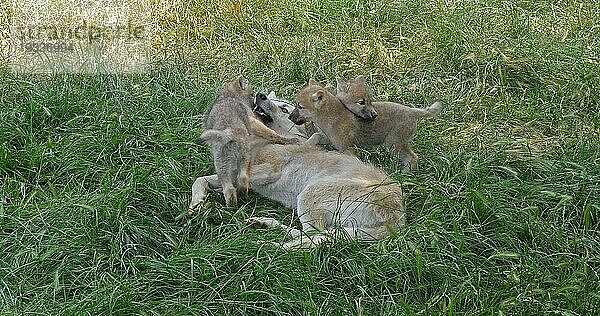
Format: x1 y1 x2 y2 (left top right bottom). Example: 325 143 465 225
198 76 298 208
290 79 443 172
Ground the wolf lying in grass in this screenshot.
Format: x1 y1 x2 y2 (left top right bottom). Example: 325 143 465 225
189 142 405 249
290 79 443 172
191 100 406 249
198 76 299 208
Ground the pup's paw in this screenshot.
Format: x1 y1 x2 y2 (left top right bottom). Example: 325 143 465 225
246 216 280 229
401 158 418 173
304 132 328 146
410 159 418 171
303 138 318 146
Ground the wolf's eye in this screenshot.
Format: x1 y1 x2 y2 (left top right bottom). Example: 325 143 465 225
280 107 289 114
296 104 304 110
358 99 366 105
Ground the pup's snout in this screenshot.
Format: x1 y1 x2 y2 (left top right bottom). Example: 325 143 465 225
288 107 306 125
360 107 379 121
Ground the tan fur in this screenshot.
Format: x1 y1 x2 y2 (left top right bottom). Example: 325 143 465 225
334 75 378 120
289 79 359 155
198 76 298 209
290 78 443 172
189 142 405 249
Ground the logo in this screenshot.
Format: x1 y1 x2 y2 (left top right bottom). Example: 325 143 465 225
2 1 152 74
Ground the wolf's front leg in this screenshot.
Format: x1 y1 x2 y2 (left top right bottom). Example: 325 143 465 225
249 117 299 144
189 174 221 215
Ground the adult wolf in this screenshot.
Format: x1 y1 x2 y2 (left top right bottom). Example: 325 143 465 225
189 142 405 249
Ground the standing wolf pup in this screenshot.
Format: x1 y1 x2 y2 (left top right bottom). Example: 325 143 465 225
198 76 298 208
290 78 443 172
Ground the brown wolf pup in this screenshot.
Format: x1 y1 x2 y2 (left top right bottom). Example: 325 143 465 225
198 76 298 208
290 79 443 172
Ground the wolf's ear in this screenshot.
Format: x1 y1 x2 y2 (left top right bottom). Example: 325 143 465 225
308 78 321 86
335 76 348 94
336 76 347 85
311 90 325 109
267 91 276 99
354 75 365 83
235 75 250 90
234 75 244 85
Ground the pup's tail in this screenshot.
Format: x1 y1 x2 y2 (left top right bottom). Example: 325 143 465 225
196 129 234 145
416 101 443 118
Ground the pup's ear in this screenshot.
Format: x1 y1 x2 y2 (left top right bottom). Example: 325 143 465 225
308 78 321 86
311 90 325 109
234 75 244 85
354 75 365 83
235 75 250 91
335 76 348 94
267 91 276 99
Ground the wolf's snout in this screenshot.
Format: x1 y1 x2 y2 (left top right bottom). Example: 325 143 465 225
360 107 378 120
253 93 273 124
256 92 268 101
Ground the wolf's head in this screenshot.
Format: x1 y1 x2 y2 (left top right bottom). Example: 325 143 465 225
221 75 254 107
253 91 295 125
290 79 338 125
334 75 378 120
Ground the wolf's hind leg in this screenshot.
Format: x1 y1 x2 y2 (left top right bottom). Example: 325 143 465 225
246 217 331 250
280 233 330 250
223 182 238 207
387 139 418 173
238 157 252 200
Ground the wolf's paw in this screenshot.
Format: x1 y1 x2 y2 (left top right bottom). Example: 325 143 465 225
304 133 322 146
187 199 205 216
401 159 418 173
281 234 330 250
246 216 280 229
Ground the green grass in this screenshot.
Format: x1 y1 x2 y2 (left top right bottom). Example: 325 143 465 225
1 0 599 314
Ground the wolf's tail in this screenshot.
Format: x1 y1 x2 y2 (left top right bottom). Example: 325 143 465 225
196 129 234 145
416 101 443 118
